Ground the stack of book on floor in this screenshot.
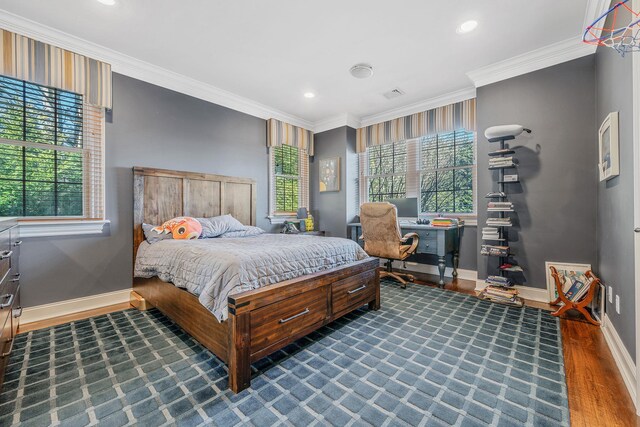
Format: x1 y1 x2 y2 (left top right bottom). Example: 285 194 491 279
486 217 512 227
480 244 509 257
486 275 513 287
482 227 501 240
487 201 514 211
479 284 523 306
489 157 514 168
431 218 462 227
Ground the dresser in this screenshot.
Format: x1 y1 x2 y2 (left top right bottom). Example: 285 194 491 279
0 217 21 391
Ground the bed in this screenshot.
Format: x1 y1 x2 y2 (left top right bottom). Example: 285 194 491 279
131 167 380 393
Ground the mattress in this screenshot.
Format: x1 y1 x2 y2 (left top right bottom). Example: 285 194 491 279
134 233 369 321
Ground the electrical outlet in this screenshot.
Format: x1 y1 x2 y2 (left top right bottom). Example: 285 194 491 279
609 286 613 303
615 295 620 314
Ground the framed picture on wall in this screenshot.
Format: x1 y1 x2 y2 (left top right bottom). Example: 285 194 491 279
545 261 592 303
598 111 619 182
319 157 340 192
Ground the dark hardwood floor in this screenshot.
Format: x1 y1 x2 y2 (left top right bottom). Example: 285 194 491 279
17 273 640 426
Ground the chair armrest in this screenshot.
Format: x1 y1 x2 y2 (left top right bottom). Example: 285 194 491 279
400 232 419 254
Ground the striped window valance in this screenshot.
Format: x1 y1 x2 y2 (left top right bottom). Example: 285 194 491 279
356 98 476 153
0 29 112 109
267 118 314 156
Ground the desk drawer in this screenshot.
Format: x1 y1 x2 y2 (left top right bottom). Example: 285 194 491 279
417 235 438 254
332 269 376 317
251 286 329 354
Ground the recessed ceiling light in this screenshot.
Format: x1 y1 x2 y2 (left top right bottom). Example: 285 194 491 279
304 92 315 99
456 20 478 34
97 0 116 5
350 63 374 79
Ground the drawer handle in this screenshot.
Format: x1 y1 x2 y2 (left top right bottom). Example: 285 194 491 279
10 273 20 282
0 294 14 309
279 308 310 324
0 250 12 260
13 240 22 247
2 338 14 357
13 306 22 318
347 285 367 294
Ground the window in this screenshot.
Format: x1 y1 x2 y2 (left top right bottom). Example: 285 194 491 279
359 130 476 215
420 130 475 214
366 141 407 202
269 145 309 217
0 75 104 219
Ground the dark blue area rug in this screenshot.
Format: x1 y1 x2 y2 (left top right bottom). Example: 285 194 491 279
0 281 569 426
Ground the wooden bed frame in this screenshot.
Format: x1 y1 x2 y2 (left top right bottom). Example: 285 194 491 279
131 167 380 392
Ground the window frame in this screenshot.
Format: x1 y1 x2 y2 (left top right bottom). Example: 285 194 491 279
359 130 477 220
268 144 309 223
418 130 477 217
0 75 105 222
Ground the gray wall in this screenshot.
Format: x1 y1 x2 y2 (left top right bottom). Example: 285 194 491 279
310 126 358 238
476 56 598 289
595 45 635 361
20 73 276 308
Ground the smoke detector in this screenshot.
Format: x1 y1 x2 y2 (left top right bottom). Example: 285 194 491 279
350 63 374 79
383 88 405 99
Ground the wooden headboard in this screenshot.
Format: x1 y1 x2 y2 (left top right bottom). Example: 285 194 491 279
133 167 257 257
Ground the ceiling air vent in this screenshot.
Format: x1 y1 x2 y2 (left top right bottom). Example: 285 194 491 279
383 88 405 100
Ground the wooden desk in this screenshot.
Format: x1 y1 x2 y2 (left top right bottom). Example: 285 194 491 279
348 222 462 287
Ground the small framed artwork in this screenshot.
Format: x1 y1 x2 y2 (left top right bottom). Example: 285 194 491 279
598 111 619 182
319 157 340 192
545 261 592 303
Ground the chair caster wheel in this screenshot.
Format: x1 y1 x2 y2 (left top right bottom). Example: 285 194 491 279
408 277 415 282
401 284 407 289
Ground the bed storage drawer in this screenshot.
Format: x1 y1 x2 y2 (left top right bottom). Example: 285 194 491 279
332 269 376 317
250 286 329 355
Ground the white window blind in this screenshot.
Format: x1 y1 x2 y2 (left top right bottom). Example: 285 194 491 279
0 75 105 219
358 130 476 215
269 145 309 216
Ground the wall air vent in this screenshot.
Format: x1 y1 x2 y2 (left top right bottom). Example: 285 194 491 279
383 88 405 99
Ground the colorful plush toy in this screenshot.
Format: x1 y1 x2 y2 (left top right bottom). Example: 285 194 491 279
152 216 202 240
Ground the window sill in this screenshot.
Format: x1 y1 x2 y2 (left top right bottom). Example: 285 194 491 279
267 215 297 225
19 220 110 238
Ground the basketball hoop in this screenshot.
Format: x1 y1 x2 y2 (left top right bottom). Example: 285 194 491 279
583 0 640 56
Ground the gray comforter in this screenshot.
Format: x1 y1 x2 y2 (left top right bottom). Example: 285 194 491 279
134 234 369 321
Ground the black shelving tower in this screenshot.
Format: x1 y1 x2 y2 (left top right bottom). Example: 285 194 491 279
479 130 530 307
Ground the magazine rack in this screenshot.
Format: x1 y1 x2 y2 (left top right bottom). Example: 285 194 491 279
549 266 601 326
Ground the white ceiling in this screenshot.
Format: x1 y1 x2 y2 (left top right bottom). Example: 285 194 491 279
0 0 591 128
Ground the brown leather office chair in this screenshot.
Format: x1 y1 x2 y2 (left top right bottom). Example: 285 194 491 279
359 202 419 288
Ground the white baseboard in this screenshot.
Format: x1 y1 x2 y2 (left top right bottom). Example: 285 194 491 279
20 289 131 325
602 314 637 408
389 260 478 281
475 280 549 303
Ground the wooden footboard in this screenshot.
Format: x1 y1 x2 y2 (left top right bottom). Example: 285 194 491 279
133 257 380 392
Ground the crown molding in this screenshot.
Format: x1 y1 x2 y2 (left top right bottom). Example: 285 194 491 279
584 0 612 40
466 36 595 88
314 113 362 133
0 10 314 130
359 87 476 128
